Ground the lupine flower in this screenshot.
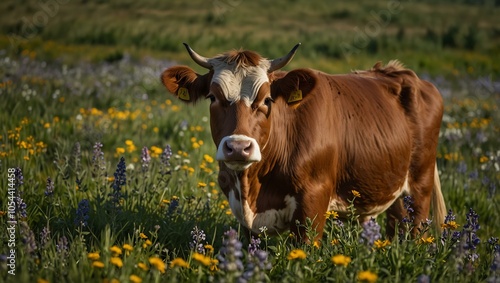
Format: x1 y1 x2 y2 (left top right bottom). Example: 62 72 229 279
240 249 272 283
167 196 180 215
16 196 27 219
15 167 24 188
91 142 105 178
457 161 467 174
74 199 90 227
248 237 261 256
45 177 54 197
360 218 381 246
402 195 415 223
463 208 481 262
56 236 69 255
141 146 151 172
218 228 244 273
19 221 37 254
40 226 51 249
110 157 126 209
190 226 207 254
161 145 172 168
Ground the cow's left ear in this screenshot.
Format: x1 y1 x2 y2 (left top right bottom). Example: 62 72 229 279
161 66 212 103
270 69 317 107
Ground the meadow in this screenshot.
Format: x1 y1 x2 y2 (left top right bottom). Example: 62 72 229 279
1 0 500 282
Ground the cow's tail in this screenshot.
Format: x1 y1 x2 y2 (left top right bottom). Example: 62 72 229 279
431 162 446 233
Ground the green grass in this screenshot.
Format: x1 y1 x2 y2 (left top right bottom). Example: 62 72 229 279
0 0 499 282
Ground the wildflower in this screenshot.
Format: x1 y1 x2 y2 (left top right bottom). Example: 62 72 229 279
16 196 27 219
56 236 68 255
325 210 339 219
313 241 321 249
88 252 100 260
110 157 126 210
357 270 378 283
170 258 189 268
123 244 133 252
74 199 90 227
110 257 123 268
441 221 460 230
287 249 307 260
92 261 105 268
116 147 125 155
137 262 149 271
351 190 361 198
331 239 340 245
142 240 152 248
374 239 391 250
190 226 207 254
149 257 166 273
248 237 261 256
205 244 214 254
419 236 435 244
218 228 244 273
361 218 381 246
19 221 37 254
125 140 137 153
129 275 142 283
110 245 122 256
45 177 54 197
139 232 148 239
15 167 24 188
40 226 51 249
193 252 212 266
331 254 351 267
416 274 430 283
167 196 180 215
198 182 207 188
463 208 481 262
161 145 172 167
402 195 415 224
141 146 151 172
203 154 214 163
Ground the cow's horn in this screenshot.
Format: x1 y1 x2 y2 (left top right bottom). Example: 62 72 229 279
268 43 301 72
183 43 212 69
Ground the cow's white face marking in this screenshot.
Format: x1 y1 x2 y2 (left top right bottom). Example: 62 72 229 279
208 58 270 106
228 180 297 234
328 172 411 220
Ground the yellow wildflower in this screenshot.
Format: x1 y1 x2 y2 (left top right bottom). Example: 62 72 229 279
87 252 100 260
129 275 142 283
37 279 49 283
331 254 351 267
331 239 340 245
149 257 166 273
358 270 378 283
203 154 214 163
92 261 105 268
374 239 391 250
418 236 435 244
116 147 125 155
313 241 321 249
480 156 489 163
441 221 460 230
123 244 133 252
110 245 122 256
110 257 123 268
150 146 163 158
137 262 149 271
325 210 339 219
210 258 219 272
351 190 361 198
139 233 148 239
192 252 212 266
205 244 214 254
170 257 190 268
287 249 306 260
198 182 207 188
43 122 50 128
142 239 152 249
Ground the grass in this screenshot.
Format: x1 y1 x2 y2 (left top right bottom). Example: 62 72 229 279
0 0 499 282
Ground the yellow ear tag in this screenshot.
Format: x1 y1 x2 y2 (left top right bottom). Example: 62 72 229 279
178 87 190 101
288 89 303 103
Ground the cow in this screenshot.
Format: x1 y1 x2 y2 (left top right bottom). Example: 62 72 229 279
161 43 446 241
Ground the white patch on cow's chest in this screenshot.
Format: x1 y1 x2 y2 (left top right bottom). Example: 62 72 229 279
328 172 411 220
228 181 297 234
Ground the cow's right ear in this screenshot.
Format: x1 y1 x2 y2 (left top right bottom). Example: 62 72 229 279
161 66 211 103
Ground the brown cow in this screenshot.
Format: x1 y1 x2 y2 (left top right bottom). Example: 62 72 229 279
161 43 446 241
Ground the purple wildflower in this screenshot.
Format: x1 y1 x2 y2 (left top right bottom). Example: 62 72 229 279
218 228 244 274
402 195 415 224
16 196 27 219
92 142 105 178
457 161 467 174
74 199 90 227
56 236 69 256
441 209 461 242
190 226 207 254
110 157 126 209
160 145 173 175
141 146 151 172
19 221 37 254
360 218 381 246
416 274 430 283
15 167 24 188
40 226 51 249
45 177 54 197
248 237 261 256
463 208 481 262
240 236 271 282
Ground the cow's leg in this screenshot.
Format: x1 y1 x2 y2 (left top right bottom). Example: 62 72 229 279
385 197 405 237
291 190 330 243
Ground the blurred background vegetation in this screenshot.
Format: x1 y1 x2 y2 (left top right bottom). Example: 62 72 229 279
0 0 499 77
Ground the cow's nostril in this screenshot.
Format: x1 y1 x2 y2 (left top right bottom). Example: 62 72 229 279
224 141 233 154
243 142 253 154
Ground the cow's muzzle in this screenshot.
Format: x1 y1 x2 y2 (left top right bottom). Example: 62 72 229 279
216 135 261 171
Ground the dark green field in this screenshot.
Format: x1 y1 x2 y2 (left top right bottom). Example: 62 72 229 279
0 0 499 282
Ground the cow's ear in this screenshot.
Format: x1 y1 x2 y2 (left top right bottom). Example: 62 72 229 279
270 69 317 108
161 66 212 103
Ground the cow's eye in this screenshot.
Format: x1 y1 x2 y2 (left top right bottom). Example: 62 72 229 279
206 94 216 103
264 97 274 106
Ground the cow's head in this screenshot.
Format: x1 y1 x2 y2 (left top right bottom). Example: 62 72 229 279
161 43 300 171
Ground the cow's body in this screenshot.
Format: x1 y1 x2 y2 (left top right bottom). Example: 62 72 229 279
162 44 446 240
